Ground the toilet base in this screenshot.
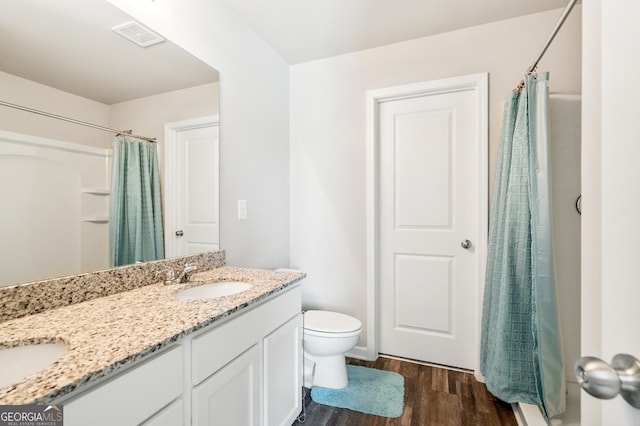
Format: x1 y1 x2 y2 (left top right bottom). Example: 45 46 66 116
303 358 315 388
304 353 348 389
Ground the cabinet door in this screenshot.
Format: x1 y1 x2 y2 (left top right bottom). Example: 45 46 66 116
193 344 261 426
264 314 302 426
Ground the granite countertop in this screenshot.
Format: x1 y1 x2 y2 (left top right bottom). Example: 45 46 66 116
0 266 304 405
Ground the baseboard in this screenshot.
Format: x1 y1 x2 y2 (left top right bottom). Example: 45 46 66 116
346 345 374 361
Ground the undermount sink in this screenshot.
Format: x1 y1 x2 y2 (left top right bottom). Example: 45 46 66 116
175 281 253 301
0 342 68 389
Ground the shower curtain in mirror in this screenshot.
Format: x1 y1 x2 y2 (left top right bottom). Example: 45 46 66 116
480 72 565 419
109 135 164 266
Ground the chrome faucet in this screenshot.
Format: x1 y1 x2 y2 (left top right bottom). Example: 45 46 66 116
165 263 198 285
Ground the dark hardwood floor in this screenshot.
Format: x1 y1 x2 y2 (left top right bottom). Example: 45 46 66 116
292 356 517 426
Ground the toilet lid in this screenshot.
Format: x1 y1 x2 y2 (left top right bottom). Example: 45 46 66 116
304 310 362 333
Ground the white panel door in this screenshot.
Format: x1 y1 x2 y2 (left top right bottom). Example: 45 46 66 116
378 84 480 369
169 122 220 256
581 1 640 424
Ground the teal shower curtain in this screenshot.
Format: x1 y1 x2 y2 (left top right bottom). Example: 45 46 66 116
480 73 565 419
109 135 164 266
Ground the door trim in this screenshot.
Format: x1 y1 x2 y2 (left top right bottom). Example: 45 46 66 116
364 74 488 375
164 115 220 257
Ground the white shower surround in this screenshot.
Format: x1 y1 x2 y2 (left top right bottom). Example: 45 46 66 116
514 94 582 426
0 131 111 286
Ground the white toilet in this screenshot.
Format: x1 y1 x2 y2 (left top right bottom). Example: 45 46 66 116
302 310 362 389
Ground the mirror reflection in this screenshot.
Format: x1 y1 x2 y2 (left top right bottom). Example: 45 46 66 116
0 0 220 287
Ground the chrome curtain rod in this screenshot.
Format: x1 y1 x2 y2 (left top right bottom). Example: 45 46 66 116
515 0 578 91
0 99 157 143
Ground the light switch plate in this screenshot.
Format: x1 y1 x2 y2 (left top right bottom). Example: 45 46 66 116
238 200 247 220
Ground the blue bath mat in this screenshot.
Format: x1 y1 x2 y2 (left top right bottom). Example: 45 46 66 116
310 365 404 418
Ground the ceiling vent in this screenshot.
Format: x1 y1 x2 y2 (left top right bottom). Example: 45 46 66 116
112 21 165 48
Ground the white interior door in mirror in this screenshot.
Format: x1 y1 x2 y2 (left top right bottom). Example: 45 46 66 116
165 116 220 257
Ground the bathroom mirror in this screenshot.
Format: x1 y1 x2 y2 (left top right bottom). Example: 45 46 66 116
0 0 220 287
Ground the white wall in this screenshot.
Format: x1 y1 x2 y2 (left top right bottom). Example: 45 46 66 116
106 0 291 269
109 82 220 183
0 71 111 148
110 83 219 140
290 8 582 350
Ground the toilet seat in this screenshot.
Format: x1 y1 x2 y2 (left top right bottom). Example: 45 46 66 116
303 310 362 337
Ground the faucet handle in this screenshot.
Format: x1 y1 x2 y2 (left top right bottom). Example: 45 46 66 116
183 263 198 282
164 269 176 286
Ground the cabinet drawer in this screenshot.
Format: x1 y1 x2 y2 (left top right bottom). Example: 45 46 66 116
64 345 183 426
192 286 301 385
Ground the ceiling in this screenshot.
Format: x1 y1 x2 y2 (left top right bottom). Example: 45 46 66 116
0 0 572 104
0 0 219 105
222 0 572 64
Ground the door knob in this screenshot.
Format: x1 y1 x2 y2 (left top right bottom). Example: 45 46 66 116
575 353 640 409
461 239 472 249
175 230 184 237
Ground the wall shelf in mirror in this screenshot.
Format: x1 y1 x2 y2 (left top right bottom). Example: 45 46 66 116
82 188 110 195
82 217 109 223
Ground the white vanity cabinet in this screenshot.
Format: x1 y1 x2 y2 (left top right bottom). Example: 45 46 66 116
54 285 302 426
190 285 302 426
61 345 183 426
